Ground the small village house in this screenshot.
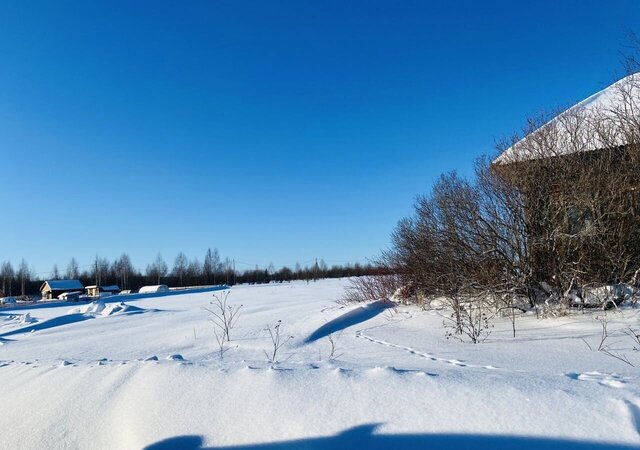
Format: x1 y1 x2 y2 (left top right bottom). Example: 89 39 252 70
85 285 121 297
40 280 84 300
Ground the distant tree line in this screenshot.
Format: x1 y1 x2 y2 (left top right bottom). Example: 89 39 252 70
0 249 380 297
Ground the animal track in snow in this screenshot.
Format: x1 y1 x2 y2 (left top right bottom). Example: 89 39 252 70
355 330 501 371
565 371 627 388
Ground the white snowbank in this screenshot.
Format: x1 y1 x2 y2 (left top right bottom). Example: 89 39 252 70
0 279 639 449
67 301 145 317
68 300 106 315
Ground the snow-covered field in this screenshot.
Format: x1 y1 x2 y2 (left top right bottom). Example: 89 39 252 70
1 279 640 449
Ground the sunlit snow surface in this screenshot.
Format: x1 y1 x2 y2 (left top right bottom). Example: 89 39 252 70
1 279 640 449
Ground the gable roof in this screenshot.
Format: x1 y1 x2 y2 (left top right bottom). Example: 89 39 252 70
495 72 640 164
41 280 84 291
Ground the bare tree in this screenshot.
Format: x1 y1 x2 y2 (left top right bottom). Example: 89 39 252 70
51 264 60 279
17 259 30 297
146 253 168 284
1 261 14 296
187 258 201 286
66 258 80 279
92 255 110 286
203 248 221 285
173 252 188 286
113 253 134 289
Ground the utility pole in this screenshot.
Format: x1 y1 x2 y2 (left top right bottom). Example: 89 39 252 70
314 258 319 282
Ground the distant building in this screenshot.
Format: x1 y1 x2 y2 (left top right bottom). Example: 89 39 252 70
59 291 82 301
138 285 169 294
40 280 84 299
85 285 121 297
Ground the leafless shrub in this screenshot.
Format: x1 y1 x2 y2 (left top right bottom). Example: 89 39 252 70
204 291 242 342
264 320 293 364
443 295 494 344
624 327 640 352
213 327 230 359
583 315 634 367
341 274 401 304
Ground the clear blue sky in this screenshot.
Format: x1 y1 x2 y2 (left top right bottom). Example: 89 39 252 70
1 1 638 276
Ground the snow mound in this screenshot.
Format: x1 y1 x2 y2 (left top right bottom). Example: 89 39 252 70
68 301 106 315
7 313 38 325
101 302 145 316
67 301 146 317
19 313 37 325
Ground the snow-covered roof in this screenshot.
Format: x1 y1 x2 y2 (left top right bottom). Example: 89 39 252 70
495 73 640 164
101 285 120 292
41 280 84 291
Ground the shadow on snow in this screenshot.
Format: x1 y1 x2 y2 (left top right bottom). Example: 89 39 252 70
303 300 395 344
0 305 154 338
144 424 639 450
0 313 94 337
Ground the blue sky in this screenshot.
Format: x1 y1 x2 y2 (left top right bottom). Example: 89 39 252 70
0 1 638 276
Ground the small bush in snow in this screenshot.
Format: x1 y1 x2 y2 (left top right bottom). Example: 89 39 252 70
205 291 242 342
205 291 241 359
264 320 293 364
443 296 494 344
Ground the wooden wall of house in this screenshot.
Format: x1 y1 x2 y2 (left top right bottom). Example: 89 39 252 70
498 145 640 286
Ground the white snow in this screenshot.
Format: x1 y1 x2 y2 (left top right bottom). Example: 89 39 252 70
1 279 640 449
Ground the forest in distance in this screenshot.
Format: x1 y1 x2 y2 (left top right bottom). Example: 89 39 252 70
0 249 383 297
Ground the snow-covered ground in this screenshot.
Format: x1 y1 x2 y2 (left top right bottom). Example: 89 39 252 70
1 278 639 449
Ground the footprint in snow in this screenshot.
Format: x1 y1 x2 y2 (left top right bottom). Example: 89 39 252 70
166 354 185 361
144 355 159 361
566 371 627 389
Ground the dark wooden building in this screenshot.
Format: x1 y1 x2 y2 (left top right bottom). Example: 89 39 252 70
494 73 640 286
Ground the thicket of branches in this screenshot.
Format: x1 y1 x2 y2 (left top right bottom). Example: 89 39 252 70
381 65 640 333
